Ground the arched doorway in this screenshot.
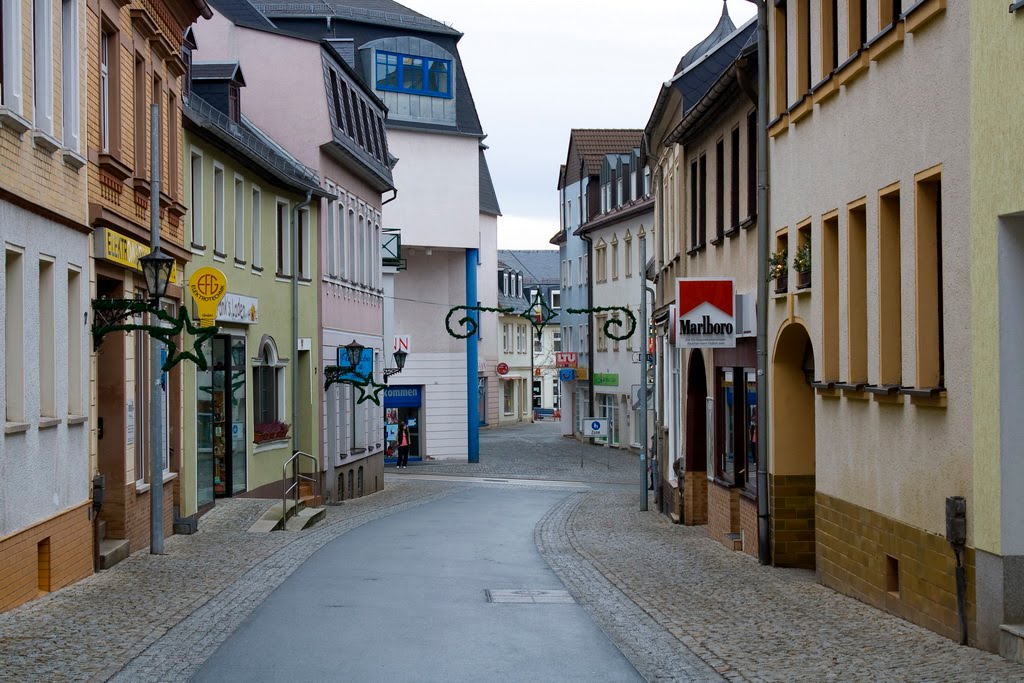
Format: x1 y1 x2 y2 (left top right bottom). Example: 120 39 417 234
770 321 816 568
683 350 709 525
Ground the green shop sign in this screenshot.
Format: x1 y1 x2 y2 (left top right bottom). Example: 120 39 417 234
593 373 619 387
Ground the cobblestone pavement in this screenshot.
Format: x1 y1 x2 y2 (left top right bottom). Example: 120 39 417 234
415 420 640 484
0 481 462 682
538 490 1024 683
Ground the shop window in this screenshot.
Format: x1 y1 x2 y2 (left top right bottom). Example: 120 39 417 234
717 369 736 484
718 367 757 487
4 247 24 422
822 0 839 74
849 0 867 55
822 211 840 379
254 338 284 425
878 183 902 386
503 381 514 415
743 370 758 495
772 1 788 117
715 138 725 242
847 199 868 383
38 258 55 417
914 166 944 389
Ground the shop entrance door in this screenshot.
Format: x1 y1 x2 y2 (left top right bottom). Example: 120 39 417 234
384 385 424 463
198 336 247 502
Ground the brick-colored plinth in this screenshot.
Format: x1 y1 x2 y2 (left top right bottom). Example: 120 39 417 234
769 474 816 568
708 480 739 548
816 491 977 644
0 502 94 613
683 471 708 526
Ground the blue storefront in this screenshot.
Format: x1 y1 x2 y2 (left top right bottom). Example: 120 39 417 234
384 385 423 463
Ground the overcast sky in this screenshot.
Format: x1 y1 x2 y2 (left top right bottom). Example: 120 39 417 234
407 0 757 250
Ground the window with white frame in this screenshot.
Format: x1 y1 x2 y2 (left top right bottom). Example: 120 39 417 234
33 0 54 133
373 218 381 289
346 205 356 278
254 337 285 425
2 0 24 112
326 190 337 276
190 151 203 247
644 167 651 196
66 266 82 415
553 331 561 352
233 176 244 261
251 185 262 269
276 199 289 275
611 237 619 280
298 207 310 279
502 323 512 353
61 0 79 150
630 170 637 201
596 315 608 352
38 258 55 417
213 165 225 254
595 241 607 282
568 259 573 287
578 324 585 353
99 28 112 152
625 234 633 277
517 274 523 298
503 381 514 415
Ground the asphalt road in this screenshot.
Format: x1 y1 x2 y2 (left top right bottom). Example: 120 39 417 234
192 485 643 682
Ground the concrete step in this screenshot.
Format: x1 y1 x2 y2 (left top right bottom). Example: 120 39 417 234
99 538 130 570
725 532 742 551
247 499 305 533
300 494 323 508
1000 624 1024 663
97 519 107 541
284 507 326 532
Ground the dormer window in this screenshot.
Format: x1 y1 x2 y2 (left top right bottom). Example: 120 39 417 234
228 84 240 123
375 50 452 98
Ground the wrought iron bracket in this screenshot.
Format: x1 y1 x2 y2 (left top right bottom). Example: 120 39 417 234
323 365 387 406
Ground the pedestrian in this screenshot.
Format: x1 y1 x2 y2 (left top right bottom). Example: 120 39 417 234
397 422 411 469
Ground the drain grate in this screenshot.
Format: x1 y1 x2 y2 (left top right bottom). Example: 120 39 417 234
485 589 574 604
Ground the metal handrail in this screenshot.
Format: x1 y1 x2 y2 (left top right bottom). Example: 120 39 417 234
283 451 320 519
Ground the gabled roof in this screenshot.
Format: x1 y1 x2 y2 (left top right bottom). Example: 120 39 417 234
675 2 735 75
209 0 278 30
192 61 246 84
479 148 501 216
562 129 644 186
498 250 560 286
253 0 461 36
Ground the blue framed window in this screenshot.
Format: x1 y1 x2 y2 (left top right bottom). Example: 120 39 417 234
375 50 452 98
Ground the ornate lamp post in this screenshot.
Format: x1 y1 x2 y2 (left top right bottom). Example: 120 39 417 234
139 248 174 304
344 339 365 368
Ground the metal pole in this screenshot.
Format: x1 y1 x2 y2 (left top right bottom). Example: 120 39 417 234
750 0 772 566
149 103 164 555
466 248 480 463
639 232 648 511
291 192 312 461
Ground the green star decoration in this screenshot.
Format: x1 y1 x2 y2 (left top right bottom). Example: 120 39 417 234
355 379 387 406
91 299 217 371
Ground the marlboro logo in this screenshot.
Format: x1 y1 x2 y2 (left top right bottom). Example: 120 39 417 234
676 278 736 349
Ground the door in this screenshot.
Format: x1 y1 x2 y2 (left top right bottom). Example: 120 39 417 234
198 335 247 500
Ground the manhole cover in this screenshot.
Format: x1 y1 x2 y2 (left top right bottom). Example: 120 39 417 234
485 589 574 604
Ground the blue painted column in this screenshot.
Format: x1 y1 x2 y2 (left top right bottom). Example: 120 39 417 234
466 248 480 463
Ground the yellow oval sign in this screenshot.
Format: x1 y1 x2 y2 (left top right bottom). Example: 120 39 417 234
188 267 227 327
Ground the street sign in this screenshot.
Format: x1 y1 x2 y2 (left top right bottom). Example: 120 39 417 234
582 418 609 438
497 362 509 376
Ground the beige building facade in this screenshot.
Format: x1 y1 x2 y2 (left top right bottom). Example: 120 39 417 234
766 0 970 642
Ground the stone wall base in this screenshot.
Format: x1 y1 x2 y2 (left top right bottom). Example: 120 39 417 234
816 491 976 645
769 474 815 568
739 494 759 559
708 481 739 549
683 471 708 526
0 501 94 612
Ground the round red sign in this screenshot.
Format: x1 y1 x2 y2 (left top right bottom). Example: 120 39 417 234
497 363 509 376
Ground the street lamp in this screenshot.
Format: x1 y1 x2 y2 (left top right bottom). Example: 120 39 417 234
139 247 174 303
384 348 408 383
344 339 365 368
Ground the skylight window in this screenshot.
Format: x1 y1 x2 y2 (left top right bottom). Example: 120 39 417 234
375 50 452 98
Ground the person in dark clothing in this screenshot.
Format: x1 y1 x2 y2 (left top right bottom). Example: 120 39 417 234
397 422 411 469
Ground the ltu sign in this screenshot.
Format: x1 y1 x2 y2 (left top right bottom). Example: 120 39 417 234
676 278 736 349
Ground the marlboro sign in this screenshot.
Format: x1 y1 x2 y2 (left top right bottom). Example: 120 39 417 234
676 278 736 349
